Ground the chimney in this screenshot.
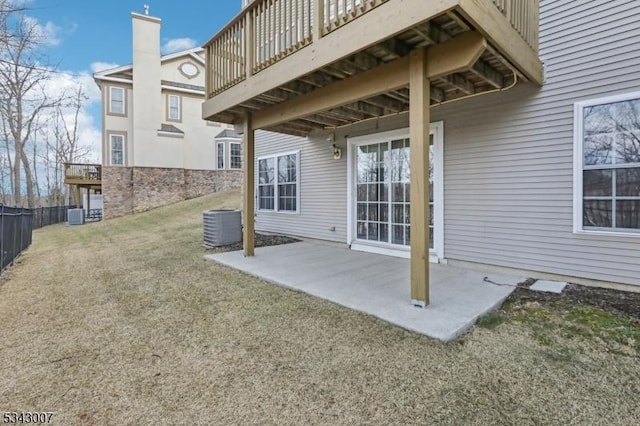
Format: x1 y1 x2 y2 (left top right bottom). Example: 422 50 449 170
131 11 162 167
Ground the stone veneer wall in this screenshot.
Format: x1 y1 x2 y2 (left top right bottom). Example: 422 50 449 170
102 166 134 219
184 169 243 199
132 167 186 213
102 166 243 219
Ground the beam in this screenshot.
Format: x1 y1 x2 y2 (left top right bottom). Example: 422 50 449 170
457 0 543 85
242 114 255 257
426 30 486 79
253 31 487 129
253 55 410 129
409 48 430 307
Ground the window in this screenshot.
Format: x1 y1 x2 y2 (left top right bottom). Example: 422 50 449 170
168 94 181 121
109 87 125 115
575 93 640 233
258 152 299 212
230 143 242 169
217 142 225 169
110 134 125 166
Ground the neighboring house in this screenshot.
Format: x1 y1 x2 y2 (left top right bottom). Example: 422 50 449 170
202 0 640 302
94 11 242 219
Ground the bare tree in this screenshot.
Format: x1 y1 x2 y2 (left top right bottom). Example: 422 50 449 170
47 86 91 206
0 8 61 208
0 109 13 202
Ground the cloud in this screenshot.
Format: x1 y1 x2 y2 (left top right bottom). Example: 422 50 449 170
90 62 120 73
23 16 62 47
161 38 197 54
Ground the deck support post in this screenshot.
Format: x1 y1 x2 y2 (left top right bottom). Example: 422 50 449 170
75 186 82 209
86 187 91 218
409 48 430 307
242 113 255 257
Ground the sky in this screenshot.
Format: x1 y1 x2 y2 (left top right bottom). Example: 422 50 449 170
18 0 241 161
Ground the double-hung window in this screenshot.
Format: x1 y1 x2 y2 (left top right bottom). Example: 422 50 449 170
109 87 125 115
110 134 125 166
575 92 640 233
168 94 181 121
258 152 299 213
216 142 225 169
230 143 242 169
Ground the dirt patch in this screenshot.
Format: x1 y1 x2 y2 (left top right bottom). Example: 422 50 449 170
508 280 640 318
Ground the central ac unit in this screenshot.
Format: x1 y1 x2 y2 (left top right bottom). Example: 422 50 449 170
68 208 85 226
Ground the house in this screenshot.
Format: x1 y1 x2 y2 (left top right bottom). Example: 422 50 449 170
202 0 640 305
94 10 243 219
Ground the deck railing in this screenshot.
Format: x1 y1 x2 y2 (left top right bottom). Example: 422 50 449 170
492 0 539 50
64 163 102 182
205 0 539 98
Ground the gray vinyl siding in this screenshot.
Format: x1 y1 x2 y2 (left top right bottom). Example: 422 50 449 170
254 0 640 287
254 130 348 242
254 115 409 243
433 0 640 286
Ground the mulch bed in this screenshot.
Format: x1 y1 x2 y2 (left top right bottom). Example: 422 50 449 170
508 279 640 318
206 233 300 253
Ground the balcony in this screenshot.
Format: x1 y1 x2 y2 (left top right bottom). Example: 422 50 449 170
64 163 102 187
202 0 542 136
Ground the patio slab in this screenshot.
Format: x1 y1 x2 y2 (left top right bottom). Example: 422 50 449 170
205 242 526 342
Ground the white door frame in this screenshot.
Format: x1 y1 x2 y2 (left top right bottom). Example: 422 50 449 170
346 122 445 262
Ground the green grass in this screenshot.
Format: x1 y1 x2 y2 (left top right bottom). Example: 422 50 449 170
475 312 508 330
506 301 639 356
0 190 639 425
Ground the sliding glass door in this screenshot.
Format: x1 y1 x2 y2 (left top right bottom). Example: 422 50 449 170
350 125 443 258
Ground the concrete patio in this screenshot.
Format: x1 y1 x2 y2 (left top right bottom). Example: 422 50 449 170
205 241 526 341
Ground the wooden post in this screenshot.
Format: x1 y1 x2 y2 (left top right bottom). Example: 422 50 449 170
75 186 82 209
314 0 325 41
245 9 254 78
409 48 430 307
86 187 91 219
243 114 255 257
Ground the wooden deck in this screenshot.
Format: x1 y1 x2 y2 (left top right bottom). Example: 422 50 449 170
64 163 102 188
202 0 542 136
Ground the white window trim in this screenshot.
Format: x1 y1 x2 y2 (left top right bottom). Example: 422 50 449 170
346 123 445 262
109 87 125 115
168 94 181 121
109 134 125 166
216 141 225 170
256 150 300 215
573 91 640 238
230 142 242 169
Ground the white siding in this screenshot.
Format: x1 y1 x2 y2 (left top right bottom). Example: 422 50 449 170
254 0 640 287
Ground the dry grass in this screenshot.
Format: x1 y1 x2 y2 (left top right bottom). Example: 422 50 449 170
0 189 638 425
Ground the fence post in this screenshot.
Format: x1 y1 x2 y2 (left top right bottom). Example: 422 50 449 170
20 208 24 254
0 204 4 271
12 208 17 265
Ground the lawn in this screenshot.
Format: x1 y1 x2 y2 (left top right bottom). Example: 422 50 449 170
0 190 638 425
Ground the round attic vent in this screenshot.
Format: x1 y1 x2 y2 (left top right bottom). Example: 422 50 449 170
179 62 198 78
